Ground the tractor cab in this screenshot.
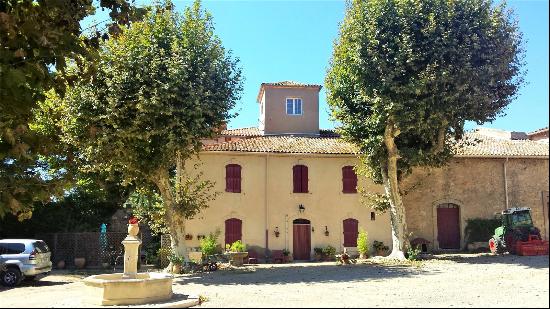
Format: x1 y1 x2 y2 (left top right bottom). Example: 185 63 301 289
502 207 534 229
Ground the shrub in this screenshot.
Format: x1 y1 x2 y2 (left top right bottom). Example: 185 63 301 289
323 245 336 260
168 253 185 265
282 249 290 256
373 240 389 252
314 247 324 255
406 247 421 261
200 230 221 256
357 229 369 256
229 240 246 252
464 218 501 243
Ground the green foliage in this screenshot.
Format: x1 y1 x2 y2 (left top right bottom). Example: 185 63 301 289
282 249 291 256
464 218 502 243
229 240 246 253
326 0 525 181
125 188 167 235
323 245 337 260
357 229 369 255
372 241 389 252
0 0 145 219
359 191 391 212
168 253 185 265
314 247 324 255
406 247 421 261
0 180 126 238
200 230 221 256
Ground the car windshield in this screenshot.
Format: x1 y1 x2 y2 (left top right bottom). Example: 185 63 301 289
511 212 533 226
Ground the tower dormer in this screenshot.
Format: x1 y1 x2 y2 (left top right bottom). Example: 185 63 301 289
257 81 322 135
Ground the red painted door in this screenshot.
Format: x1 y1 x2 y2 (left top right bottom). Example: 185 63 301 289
437 205 460 249
293 224 311 260
225 218 242 246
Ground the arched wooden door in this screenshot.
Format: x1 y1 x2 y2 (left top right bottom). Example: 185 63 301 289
225 218 242 246
437 204 460 249
293 219 311 260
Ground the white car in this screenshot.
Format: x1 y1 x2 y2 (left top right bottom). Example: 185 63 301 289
0 239 52 287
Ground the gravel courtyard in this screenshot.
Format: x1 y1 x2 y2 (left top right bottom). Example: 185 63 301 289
0 254 548 308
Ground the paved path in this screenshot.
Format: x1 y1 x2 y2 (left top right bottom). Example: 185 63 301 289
0 254 548 308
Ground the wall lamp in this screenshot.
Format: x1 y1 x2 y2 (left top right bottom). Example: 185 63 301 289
298 204 305 213
274 227 280 238
324 226 329 237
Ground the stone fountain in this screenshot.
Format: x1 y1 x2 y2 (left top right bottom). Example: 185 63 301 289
83 220 174 306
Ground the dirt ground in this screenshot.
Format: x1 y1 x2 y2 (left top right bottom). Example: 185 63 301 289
0 253 548 308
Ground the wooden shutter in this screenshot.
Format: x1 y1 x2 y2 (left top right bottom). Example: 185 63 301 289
225 164 241 193
293 165 308 193
343 218 359 247
225 218 242 246
342 166 357 193
301 165 308 193
293 165 301 193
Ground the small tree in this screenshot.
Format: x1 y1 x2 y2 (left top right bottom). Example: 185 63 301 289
51 1 242 256
357 229 369 259
326 0 524 259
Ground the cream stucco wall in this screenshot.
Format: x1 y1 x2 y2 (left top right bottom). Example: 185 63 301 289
182 153 549 258
184 152 392 259
261 87 320 135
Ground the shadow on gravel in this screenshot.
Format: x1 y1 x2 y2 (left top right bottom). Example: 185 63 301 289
174 262 435 286
0 279 70 292
432 253 549 269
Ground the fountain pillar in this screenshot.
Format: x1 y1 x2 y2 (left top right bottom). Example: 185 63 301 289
122 223 141 279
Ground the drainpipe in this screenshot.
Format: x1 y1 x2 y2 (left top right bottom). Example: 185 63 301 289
504 157 509 210
265 153 270 259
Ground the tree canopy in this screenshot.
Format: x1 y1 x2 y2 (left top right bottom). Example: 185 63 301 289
48 0 242 255
0 0 145 218
326 0 524 258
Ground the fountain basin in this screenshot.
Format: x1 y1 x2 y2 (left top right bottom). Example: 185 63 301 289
83 272 173 306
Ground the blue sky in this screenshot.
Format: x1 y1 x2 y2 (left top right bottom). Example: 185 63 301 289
86 0 549 133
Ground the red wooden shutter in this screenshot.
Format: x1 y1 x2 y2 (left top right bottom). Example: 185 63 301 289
342 166 357 193
225 165 233 192
225 164 242 193
301 165 308 193
293 165 301 193
234 165 241 193
343 218 359 247
225 218 242 246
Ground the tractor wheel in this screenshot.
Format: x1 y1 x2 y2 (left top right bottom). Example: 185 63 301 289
489 238 505 254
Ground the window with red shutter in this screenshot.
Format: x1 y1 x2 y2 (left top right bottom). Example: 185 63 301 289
225 164 241 193
225 218 242 246
342 166 357 193
293 165 308 193
343 218 359 247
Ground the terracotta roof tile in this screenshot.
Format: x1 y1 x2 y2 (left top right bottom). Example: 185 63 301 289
204 136 359 155
455 132 549 157
221 127 263 137
527 127 549 136
257 81 322 102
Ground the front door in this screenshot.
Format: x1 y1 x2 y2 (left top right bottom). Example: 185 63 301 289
437 204 461 249
293 219 311 260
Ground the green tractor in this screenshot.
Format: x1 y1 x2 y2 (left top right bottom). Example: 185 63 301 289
489 207 548 255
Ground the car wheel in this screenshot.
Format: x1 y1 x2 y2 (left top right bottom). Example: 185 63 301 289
1 267 22 287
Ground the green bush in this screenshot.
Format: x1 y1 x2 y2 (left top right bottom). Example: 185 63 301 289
168 253 185 265
464 218 501 243
357 229 369 256
323 245 336 260
200 230 221 256
406 247 421 261
229 240 246 252
372 240 389 252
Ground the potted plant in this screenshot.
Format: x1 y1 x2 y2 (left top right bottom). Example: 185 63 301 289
313 247 324 262
56 260 66 269
227 240 248 267
322 245 336 261
74 257 86 269
340 252 351 264
168 254 185 274
373 240 389 256
282 249 291 263
357 229 369 259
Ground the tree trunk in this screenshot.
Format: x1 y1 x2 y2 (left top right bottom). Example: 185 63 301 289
382 122 409 260
154 168 187 259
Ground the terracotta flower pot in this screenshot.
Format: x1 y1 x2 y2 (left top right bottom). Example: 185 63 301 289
57 260 66 269
128 223 140 237
74 257 86 269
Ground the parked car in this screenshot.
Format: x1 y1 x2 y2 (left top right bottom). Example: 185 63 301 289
0 239 52 287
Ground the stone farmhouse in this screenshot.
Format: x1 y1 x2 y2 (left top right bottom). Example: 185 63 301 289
184 81 549 260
